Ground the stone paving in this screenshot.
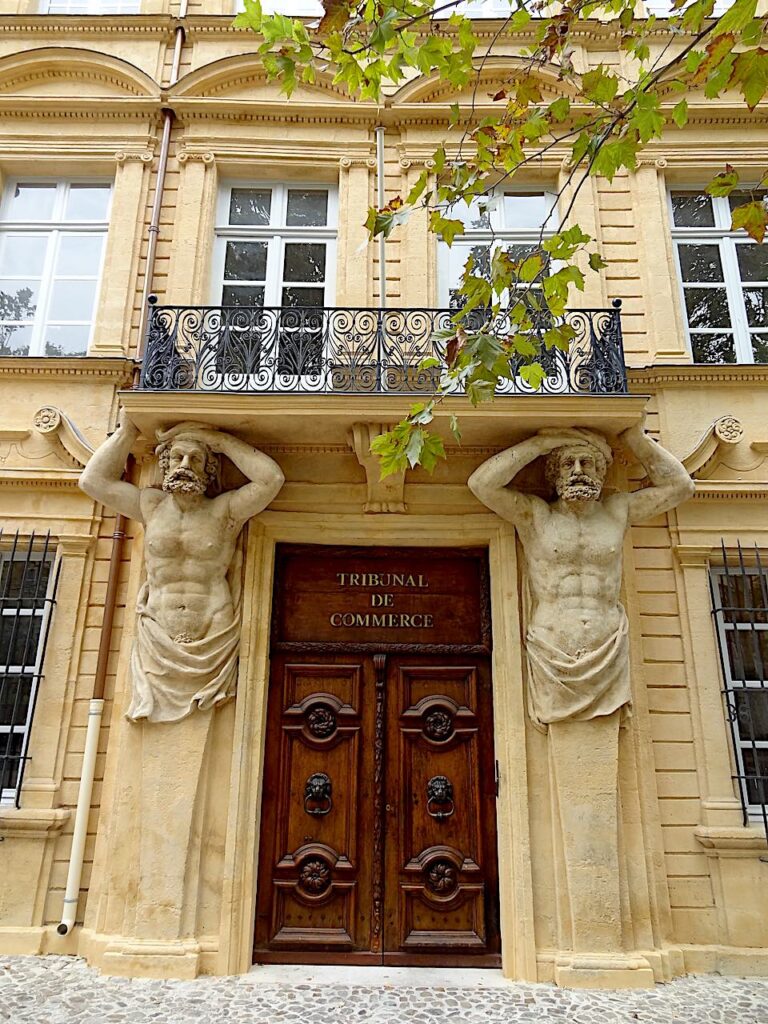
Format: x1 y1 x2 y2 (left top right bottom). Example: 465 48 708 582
2 955 768 1024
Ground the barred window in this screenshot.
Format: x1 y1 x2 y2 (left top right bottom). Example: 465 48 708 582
43 2 141 12
0 533 59 806
710 548 768 833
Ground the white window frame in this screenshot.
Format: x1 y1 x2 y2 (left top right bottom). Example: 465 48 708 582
0 178 111 358
43 1 141 12
711 566 768 819
212 181 338 309
233 1 323 15
0 547 57 806
669 191 767 365
437 187 558 308
643 0 732 15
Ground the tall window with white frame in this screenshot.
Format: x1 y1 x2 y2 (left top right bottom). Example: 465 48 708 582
438 188 557 309
711 550 768 835
0 533 59 807
0 181 111 358
670 191 767 364
213 183 337 376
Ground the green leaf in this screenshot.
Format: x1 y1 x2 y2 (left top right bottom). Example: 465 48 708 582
706 166 740 197
582 68 620 105
429 211 465 246
671 98 689 128
420 433 446 474
519 254 544 283
588 252 609 271
548 96 571 122
519 363 547 390
449 414 462 444
732 48 768 111
716 0 758 34
731 200 768 242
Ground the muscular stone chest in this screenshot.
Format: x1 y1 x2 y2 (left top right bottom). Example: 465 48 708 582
525 504 625 572
144 499 233 564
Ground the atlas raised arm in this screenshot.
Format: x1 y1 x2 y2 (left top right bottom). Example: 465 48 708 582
618 420 695 525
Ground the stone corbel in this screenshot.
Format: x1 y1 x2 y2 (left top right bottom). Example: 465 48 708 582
348 422 406 514
339 156 377 170
682 414 744 480
177 149 216 166
33 407 95 468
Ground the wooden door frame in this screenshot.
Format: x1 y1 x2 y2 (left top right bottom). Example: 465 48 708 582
215 513 537 981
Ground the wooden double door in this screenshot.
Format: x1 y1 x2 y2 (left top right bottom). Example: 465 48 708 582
254 651 500 965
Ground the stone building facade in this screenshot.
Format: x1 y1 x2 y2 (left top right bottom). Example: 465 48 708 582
0 0 767 991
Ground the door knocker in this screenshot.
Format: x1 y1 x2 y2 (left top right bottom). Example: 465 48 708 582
304 772 333 817
426 775 455 821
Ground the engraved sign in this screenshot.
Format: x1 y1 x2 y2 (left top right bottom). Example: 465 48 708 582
272 545 490 652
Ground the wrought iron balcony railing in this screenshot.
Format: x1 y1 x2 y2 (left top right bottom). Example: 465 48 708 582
138 300 627 397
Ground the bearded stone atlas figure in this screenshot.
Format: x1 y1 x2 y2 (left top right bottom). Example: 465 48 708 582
80 415 285 723
468 420 695 986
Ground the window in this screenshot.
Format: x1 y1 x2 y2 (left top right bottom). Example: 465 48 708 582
434 0 516 17
234 1 323 14
711 551 768 832
644 0 732 14
0 180 111 357
1 534 59 806
438 188 557 308
212 183 337 377
44 1 140 11
670 191 768 364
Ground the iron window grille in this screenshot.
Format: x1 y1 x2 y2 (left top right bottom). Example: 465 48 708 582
0 531 60 807
710 543 768 836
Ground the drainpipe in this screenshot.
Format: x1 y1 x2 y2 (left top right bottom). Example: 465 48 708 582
57 5 189 939
375 125 387 309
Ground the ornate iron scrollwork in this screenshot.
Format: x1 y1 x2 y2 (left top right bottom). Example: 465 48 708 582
303 772 333 816
426 775 455 821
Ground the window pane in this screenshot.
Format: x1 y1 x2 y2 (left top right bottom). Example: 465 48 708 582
741 748 768 807
733 689 768 742
283 243 326 283
503 192 552 230
737 245 768 283
224 241 268 282
450 196 491 231
752 336 768 363
0 557 50 601
690 333 735 364
0 283 38 321
677 243 724 282
671 193 715 228
48 279 97 320
281 286 325 307
0 731 23 793
6 185 56 222
718 571 768 623
0 676 33 727
0 324 32 357
726 628 768 681
55 235 104 273
729 193 768 216
228 189 271 226
44 325 89 357
222 285 265 308
684 287 731 329
744 288 768 328
286 189 328 227
64 185 110 222
0 615 42 669
0 236 47 277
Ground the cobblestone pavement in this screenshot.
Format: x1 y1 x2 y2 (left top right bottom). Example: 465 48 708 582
2 955 768 1024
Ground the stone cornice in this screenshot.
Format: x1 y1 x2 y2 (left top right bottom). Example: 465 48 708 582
628 364 768 389
695 826 768 853
0 356 135 385
0 15 174 37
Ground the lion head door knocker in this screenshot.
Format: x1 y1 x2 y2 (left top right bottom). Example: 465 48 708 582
304 772 333 817
426 775 455 821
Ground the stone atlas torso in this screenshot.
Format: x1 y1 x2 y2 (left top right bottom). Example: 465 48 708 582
142 491 238 642
518 494 629 657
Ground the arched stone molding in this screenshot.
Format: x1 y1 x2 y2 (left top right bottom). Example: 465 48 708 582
0 47 161 113
391 56 580 106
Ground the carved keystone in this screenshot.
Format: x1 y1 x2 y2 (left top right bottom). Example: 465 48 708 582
348 422 407 514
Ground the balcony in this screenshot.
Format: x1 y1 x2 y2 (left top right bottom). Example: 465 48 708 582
124 300 644 448
138 301 628 397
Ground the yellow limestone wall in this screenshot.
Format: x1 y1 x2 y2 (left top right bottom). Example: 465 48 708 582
0 5 766 984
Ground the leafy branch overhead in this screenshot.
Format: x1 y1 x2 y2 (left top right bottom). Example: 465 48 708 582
237 0 768 476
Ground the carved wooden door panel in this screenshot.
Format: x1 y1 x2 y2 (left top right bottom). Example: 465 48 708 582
382 656 500 965
253 654 377 961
